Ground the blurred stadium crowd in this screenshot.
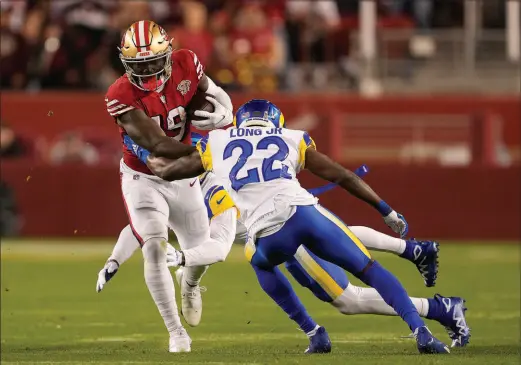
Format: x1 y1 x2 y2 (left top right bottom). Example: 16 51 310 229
1 0 508 92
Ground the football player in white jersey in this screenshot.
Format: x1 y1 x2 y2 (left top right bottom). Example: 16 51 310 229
97 167 470 349
122 99 465 354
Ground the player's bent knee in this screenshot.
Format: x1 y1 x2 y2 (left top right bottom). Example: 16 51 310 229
134 217 168 244
143 219 167 239
331 285 364 315
142 238 168 264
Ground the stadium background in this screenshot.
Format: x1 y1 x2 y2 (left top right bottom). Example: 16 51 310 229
1 1 520 364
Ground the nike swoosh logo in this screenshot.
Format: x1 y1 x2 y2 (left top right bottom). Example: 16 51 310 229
189 179 197 187
217 197 225 204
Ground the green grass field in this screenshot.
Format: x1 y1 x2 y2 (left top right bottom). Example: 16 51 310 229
1 241 519 365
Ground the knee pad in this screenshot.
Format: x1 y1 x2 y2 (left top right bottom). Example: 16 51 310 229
142 238 167 264
141 219 167 241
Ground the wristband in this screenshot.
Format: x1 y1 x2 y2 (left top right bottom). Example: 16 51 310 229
107 258 120 267
376 201 393 216
137 148 150 164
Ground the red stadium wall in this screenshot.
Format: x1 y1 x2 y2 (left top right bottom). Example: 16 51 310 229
1 162 519 240
1 93 520 240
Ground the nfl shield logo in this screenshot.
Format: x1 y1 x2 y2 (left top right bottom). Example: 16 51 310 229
177 80 191 96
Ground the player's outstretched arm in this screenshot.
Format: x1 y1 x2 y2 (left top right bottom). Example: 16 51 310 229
117 109 195 160
146 152 205 181
305 149 382 207
305 149 408 237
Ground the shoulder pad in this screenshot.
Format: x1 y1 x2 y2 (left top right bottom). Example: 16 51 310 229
172 49 204 81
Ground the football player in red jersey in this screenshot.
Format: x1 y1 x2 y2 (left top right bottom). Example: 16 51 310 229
100 20 233 353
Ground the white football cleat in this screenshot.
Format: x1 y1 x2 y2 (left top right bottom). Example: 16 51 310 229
175 268 206 327
169 327 191 353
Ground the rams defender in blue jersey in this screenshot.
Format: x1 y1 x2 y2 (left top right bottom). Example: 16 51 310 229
110 100 469 354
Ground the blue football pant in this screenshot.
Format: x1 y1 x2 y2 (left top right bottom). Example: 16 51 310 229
250 205 372 273
249 205 425 332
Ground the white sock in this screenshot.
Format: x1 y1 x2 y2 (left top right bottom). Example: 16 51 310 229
331 284 429 317
109 225 140 265
306 324 321 337
183 265 209 286
349 226 406 255
142 238 183 334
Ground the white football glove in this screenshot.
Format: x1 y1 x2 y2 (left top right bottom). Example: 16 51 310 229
383 211 409 238
96 259 119 293
192 96 233 130
166 243 183 268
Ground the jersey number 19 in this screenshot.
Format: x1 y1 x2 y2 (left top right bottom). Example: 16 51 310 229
151 107 186 141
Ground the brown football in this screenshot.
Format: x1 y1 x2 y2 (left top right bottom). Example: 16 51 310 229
186 91 215 122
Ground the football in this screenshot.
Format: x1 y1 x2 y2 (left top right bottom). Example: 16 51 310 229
186 91 215 122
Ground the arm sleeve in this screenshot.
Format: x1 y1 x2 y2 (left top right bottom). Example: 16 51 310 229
209 208 238 249
182 208 237 266
123 135 150 163
298 132 317 170
181 178 239 266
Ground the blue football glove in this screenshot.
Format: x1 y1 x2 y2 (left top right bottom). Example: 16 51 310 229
123 135 150 164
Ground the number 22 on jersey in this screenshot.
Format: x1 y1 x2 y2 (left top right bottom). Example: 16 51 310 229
223 136 292 191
